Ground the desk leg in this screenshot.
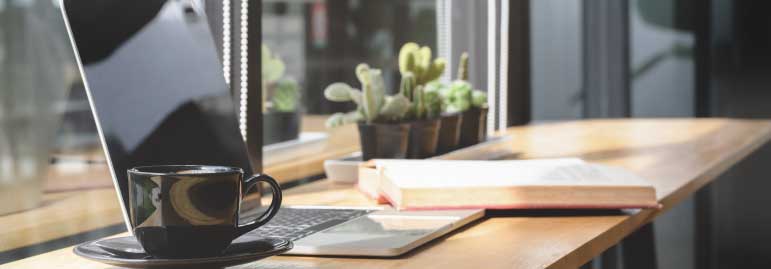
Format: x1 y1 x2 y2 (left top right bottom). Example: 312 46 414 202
621 223 658 269
695 185 714 269
579 246 620 269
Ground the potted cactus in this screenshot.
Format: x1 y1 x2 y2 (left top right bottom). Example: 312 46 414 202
325 64 411 161
399 72 442 158
262 45 302 145
439 52 489 148
451 81 488 147
398 42 446 158
425 81 462 154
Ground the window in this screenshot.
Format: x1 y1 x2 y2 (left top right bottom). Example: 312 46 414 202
630 0 695 117
250 0 510 183
529 0 695 120
1 0 102 212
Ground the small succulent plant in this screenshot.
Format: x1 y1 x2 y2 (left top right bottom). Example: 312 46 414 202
400 72 441 120
262 45 300 113
324 64 411 127
262 45 285 84
441 80 488 113
398 42 446 86
424 51 487 114
271 78 299 112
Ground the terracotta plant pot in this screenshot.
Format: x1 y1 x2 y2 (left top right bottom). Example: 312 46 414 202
407 118 441 159
358 122 410 161
263 111 301 145
436 113 462 154
459 107 488 147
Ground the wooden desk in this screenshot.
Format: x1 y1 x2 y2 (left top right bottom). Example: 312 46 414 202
3 119 770 269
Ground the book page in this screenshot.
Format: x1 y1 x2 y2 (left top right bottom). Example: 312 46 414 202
377 159 650 189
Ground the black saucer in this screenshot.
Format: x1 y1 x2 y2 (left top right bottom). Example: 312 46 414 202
74 234 292 269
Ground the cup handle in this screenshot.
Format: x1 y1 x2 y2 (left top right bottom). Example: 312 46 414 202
235 174 282 238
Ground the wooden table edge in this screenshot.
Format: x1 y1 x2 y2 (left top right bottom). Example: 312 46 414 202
548 119 771 268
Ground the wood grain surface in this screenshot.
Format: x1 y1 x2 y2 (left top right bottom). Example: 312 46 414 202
3 118 770 269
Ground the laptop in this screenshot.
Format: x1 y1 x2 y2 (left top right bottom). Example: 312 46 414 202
60 0 482 257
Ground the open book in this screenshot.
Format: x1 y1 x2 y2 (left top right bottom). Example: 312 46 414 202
358 158 658 210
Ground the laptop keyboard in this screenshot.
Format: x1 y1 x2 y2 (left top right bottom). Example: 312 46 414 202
246 208 373 241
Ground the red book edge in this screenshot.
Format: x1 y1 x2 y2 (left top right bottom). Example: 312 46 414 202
356 183 389 204
378 189 662 211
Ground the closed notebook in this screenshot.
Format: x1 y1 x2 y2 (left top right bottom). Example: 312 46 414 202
358 158 658 210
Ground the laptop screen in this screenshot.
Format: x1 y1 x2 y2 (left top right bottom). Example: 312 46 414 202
61 0 254 228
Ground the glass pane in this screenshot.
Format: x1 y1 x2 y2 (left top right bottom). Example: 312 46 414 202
1 0 117 262
629 0 695 117
1 0 94 212
529 0 584 120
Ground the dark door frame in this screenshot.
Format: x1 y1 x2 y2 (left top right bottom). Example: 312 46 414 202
507 0 531 126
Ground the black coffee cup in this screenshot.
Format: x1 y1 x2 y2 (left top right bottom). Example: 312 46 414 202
127 165 282 258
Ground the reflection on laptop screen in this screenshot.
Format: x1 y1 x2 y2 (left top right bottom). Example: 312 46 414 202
62 0 253 227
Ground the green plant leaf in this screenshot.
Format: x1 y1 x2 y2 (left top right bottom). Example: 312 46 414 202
444 80 473 113
457 52 469 81
425 81 446 92
369 68 386 111
326 112 346 128
355 63 371 86
398 42 445 86
423 57 446 83
324 82 354 102
418 46 431 67
399 71 416 99
380 95 411 120
472 90 488 108
362 75 378 123
325 110 365 128
398 42 420 74
424 88 442 118
272 77 299 112
261 45 285 82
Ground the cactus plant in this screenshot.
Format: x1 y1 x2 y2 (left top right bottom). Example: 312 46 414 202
324 64 411 127
399 72 442 120
398 42 447 85
272 78 300 112
261 45 300 113
399 71 417 100
440 80 488 113
262 45 285 83
423 84 443 117
471 90 487 108
442 80 472 113
457 52 469 81
419 52 487 114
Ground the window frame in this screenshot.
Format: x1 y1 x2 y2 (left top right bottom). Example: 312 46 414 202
219 0 528 174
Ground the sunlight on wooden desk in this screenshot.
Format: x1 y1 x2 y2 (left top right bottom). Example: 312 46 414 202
3 118 770 269
0 189 122 253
